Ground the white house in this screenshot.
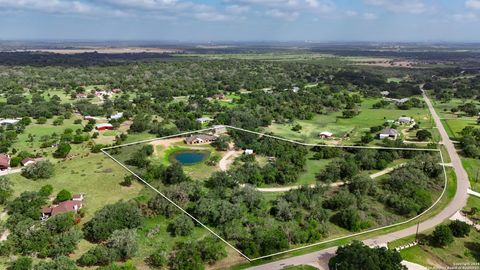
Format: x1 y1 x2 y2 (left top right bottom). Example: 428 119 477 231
244 149 254 155
379 128 399 140
108 112 124 121
0 118 20 125
398 116 414 124
196 117 212 124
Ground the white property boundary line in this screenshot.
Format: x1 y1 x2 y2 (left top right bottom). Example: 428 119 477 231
101 125 448 262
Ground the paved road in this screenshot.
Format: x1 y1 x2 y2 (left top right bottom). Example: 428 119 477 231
247 88 470 270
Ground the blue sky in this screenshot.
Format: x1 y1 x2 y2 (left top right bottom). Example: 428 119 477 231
0 0 480 41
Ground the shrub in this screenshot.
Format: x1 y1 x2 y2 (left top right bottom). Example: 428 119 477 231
21 160 54 180
449 220 470 238
55 189 72 203
431 225 454 247
167 215 194 236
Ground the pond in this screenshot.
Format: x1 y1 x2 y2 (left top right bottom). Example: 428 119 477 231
170 150 209 165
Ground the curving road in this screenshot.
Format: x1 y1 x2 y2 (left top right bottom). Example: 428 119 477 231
247 87 470 270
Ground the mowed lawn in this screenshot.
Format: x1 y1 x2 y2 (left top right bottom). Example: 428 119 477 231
7 153 143 221
398 196 480 268
14 117 86 155
432 98 480 119
463 158 480 191
441 118 478 140
266 97 433 144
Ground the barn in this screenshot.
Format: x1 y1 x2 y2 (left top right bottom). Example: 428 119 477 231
95 123 114 131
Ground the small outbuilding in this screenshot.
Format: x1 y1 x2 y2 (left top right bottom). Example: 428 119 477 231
21 157 36 167
212 125 228 135
319 131 333 138
196 117 213 124
244 149 254 155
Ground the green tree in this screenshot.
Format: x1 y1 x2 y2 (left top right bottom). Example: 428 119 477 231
7 257 33 270
167 215 195 237
83 201 142 242
21 160 54 180
431 225 454 247
168 242 204 270
53 143 71 158
198 236 227 263
55 189 72 203
107 229 138 261
0 176 13 204
449 220 471 238
416 129 432 141
211 135 231 151
329 241 406 270
162 162 190 185
147 245 168 268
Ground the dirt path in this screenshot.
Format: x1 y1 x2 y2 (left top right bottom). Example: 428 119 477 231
149 137 184 156
219 150 242 171
251 164 403 193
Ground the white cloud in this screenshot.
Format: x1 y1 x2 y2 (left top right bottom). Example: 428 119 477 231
194 11 229 21
453 12 478 22
229 0 335 14
226 4 250 14
265 8 299 21
345 10 358 16
0 0 94 14
365 0 428 14
466 0 480 10
363 12 377 20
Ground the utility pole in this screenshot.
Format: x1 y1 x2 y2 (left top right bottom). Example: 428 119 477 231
415 222 420 242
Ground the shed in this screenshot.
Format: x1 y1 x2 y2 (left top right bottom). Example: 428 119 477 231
319 131 333 138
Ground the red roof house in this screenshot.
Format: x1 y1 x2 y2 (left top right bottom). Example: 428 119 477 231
0 154 10 171
41 194 84 220
95 123 114 131
21 157 35 166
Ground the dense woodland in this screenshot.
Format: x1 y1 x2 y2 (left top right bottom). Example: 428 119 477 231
111 129 444 262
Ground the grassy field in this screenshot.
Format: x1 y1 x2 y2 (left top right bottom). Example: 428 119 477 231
463 158 480 191
7 154 143 221
14 117 86 155
266 97 434 145
441 118 477 140
399 220 480 267
432 98 480 119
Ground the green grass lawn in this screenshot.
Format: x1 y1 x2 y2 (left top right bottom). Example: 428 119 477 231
13 117 90 158
441 118 478 140
462 158 480 191
7 154 143 221
399 226 480 268
432 98 480 119
266 97 433 145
